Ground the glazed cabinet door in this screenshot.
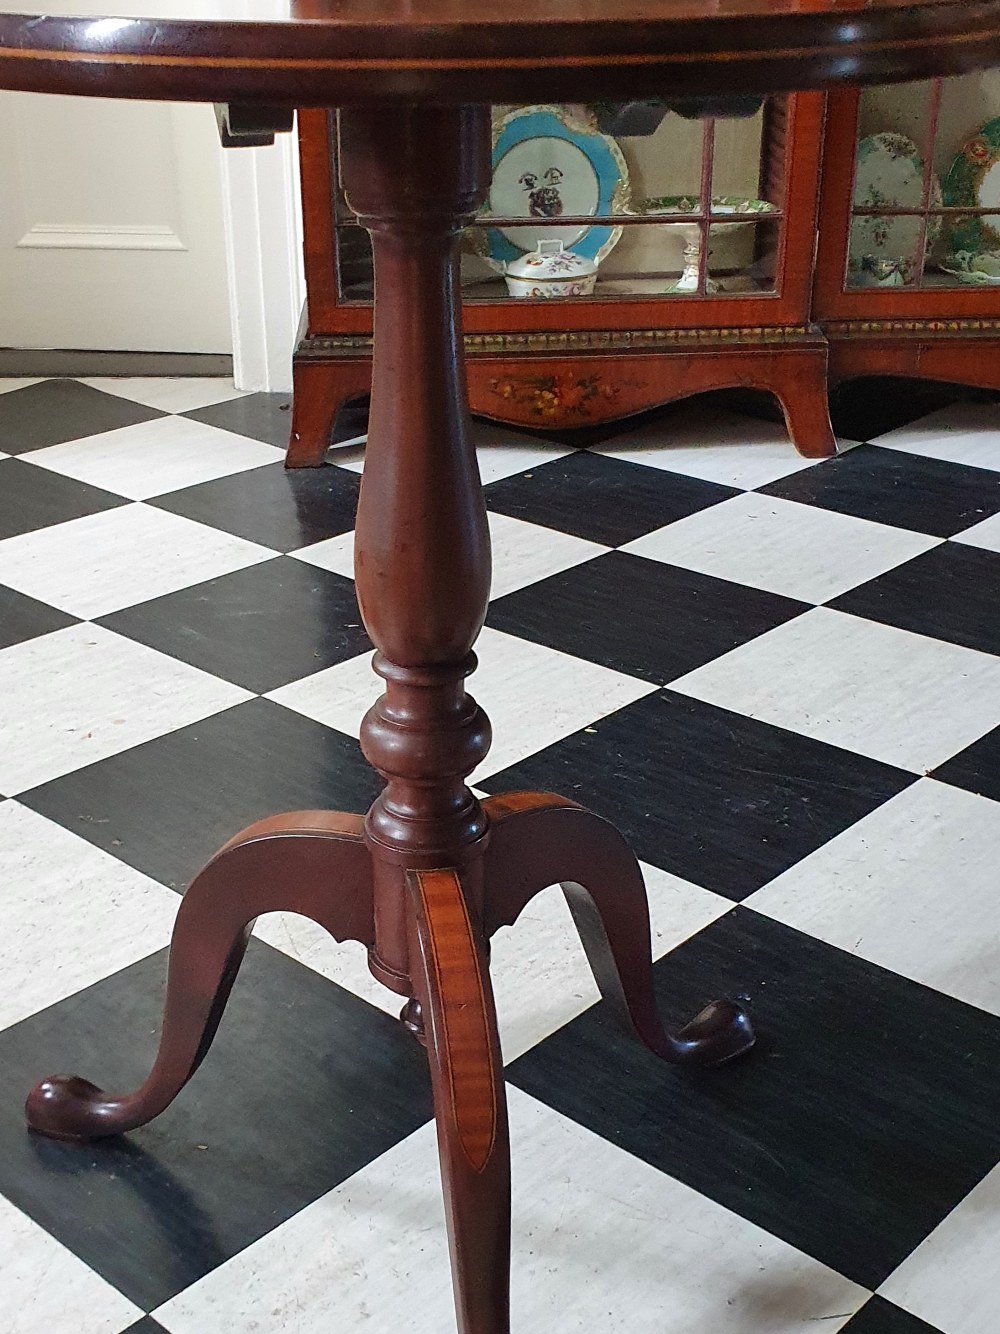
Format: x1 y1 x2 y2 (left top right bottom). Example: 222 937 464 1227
300 94 825 338
815 74 1000 320
291 96 834 462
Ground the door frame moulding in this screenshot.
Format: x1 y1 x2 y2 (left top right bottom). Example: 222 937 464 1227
220 123 304 395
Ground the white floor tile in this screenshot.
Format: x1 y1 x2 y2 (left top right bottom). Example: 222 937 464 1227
0 802 177 1027
624 493 940 603
252 916 397 1019
263 651 377 741
156 1088 865 1334
486 513 607 597
594 406 839 490
473 422 577 483
950 511 1000 554
874 402 1000 471
267 625 655 783
0 1193 143 1334
24 415 282 501
257 863 732 1061
879 1162 1000 1334
0 623 250 792
747 779 1000 1015
323 444 366 474
330 418 575 483
489 864 732 1060
0 503 276 618
0 377 43 395
671 607 1000 773
79 376 249 414
325 431 368 455
292 511 606 599
289 530 355 578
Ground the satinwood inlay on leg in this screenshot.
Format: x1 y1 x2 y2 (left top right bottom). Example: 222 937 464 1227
26 102 753 1334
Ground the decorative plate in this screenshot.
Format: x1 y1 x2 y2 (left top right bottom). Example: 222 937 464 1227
849 132 942 283
943 116 1000 260
471 105 629 273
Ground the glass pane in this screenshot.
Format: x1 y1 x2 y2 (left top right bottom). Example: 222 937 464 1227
708 217 780 294
848 81 937 289
847 74 1000 291
935 70 1000 288
335 101 788 303
598 105 777 299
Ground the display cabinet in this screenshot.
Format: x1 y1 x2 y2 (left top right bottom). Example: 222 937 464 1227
289 95 834 467
816 72 1000 391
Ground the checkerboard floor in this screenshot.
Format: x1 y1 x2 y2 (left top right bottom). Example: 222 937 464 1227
2 374 1000 1334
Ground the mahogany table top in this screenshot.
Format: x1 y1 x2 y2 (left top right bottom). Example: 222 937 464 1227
0 0 999 105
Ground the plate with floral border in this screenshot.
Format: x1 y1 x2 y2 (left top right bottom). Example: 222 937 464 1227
468 105 629 274
849 131 941 285
943 117 1000 267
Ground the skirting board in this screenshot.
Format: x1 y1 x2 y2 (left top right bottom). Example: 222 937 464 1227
0 349 234 378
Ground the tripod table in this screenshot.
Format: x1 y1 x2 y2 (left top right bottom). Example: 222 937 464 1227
3 3 1000 1331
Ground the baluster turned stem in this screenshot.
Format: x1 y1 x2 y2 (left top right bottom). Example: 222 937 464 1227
338 105 494 990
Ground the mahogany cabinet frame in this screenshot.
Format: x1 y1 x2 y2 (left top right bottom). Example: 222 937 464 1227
289 95 836 466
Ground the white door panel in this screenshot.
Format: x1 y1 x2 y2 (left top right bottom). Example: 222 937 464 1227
0 0 232 353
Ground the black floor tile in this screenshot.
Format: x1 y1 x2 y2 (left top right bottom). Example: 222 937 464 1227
0 457 127 540
0 380 164 453
183 392 292 448
510 909 1000 1290
22 698 383 891
120 1320 171 1334
100 557 371 693
480 690 913 899
830 542 1000 655
829 378 994 446
932 724 1000 803
333 394 369 443
840 1296 945 1334
0 584 78 649
149 460 360 551
484 449 738 546
0 941 432 1310
762 445 1000 538
486 550 809 685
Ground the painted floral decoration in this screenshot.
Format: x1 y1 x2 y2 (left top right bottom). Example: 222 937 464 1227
490 372 633 419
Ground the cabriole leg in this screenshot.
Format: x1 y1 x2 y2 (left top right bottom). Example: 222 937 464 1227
482 794 754 1067
26 812 373 1140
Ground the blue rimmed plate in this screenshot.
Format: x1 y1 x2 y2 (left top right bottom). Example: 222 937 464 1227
473 105 629 273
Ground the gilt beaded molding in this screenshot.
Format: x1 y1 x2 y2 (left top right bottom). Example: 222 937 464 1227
298 324 819 359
